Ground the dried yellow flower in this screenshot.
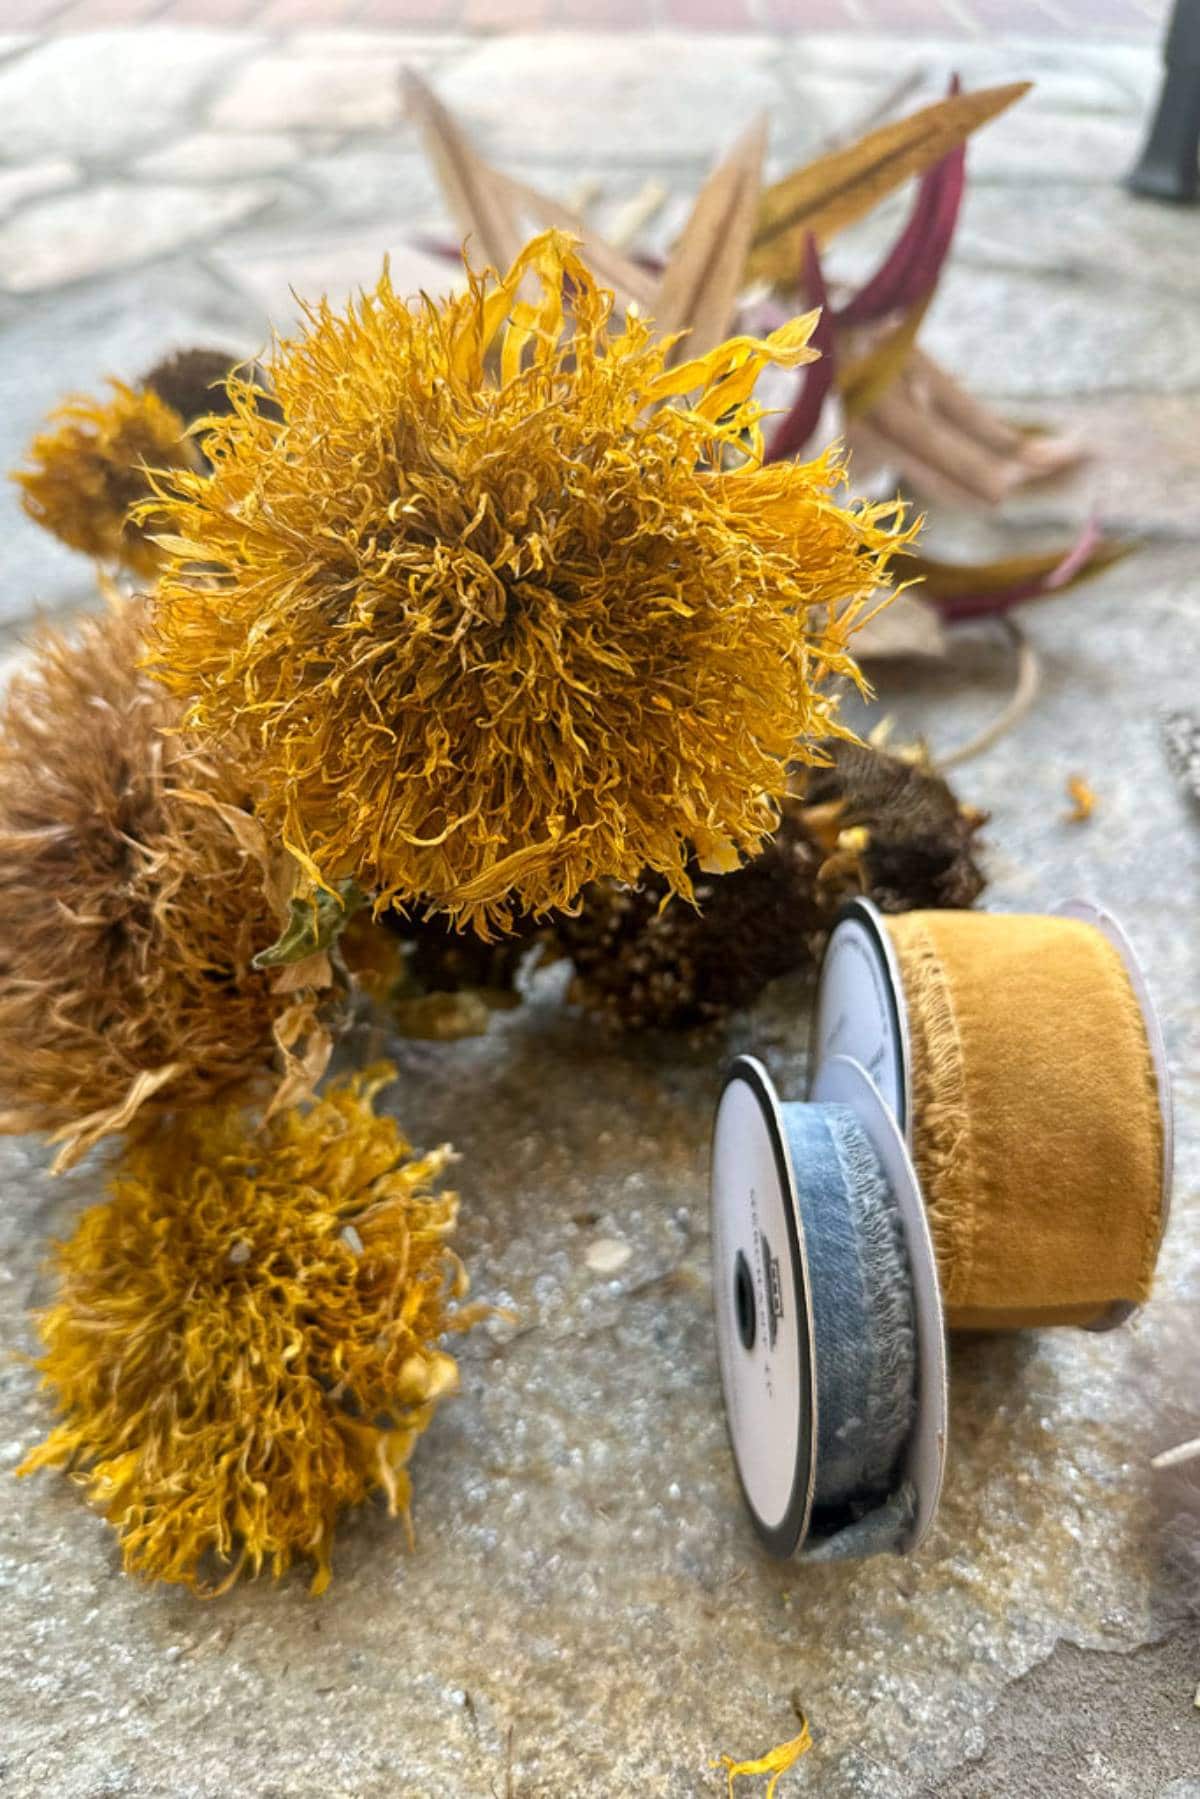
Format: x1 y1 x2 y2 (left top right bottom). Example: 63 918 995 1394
146 230 912 934
0 593 325 1169
19 1067 483 1596
15 380 201 577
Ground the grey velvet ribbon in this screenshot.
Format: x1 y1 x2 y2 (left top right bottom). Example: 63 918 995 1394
779 1101 919 1560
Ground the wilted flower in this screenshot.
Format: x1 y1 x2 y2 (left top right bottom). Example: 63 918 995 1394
0 593 323 1169
20 1067 484 1595
15 380 201 576
146 231 911 935
555 741 987 1030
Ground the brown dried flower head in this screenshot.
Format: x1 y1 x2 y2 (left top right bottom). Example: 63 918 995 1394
145 230 912 935
20 1067 484 1595
14 380 201 577
0 593 324 1169
557 741 987 1030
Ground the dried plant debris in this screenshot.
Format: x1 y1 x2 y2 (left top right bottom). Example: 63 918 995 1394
337 908 543 1041
0 593 327 1170
145 230 912 936
398 909 541 1002
555 742 986 1031
1065 774 1096 823
765 134 1084 509
19 1066 486 1596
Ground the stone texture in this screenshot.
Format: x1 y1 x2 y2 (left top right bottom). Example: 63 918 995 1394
211 227 459 327
0 179 281 293
953 183 1200 305
210 45 408 131
963 106 1141 184
927 1632 1200 1798
134 130 303 181
0 30 252 162
774 33 1155 113
998 394 1200 542
922 265 1200 402
0 156 77 218
435 32 786 160
299 140 442 222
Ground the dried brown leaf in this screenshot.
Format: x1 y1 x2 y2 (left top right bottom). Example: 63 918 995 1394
838 292 933 418
850 590 947 661
749 82 1030 287
654 115 767 363
402 68 526 275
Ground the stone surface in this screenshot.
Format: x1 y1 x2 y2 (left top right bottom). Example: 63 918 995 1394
436 31 786 160
0 24 1198 1799
0 156 77 218
299 140 443 222
922 265 1200 402
210 45 409 131
211 227 459 327
963 106 1140 184
953 183 1200 304
0 30 251 162
134 130 303 181
0 179 281 293
927 1631 1200 1797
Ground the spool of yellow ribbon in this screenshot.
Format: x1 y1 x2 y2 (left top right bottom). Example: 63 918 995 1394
813 905 1169 1332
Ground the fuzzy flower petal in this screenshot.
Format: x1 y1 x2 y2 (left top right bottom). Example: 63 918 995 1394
0 593 323 1168
15 381 201 577
146 231 913 934
19 1067 484 1596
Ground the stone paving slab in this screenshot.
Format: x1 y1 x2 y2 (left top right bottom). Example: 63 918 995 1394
14 0 1169 44
0 25 1197 1799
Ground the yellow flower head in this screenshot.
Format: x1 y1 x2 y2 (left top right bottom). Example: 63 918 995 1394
0 593 322 1169
146 231 911 933
20 1067 483 1596
15 380 199 577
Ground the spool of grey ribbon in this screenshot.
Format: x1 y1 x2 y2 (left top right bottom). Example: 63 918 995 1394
710 1053 947 1560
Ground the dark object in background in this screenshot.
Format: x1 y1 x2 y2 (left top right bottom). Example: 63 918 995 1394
1128 0 1200 204
554 742 988 1032
142 348 245 427
144 347 283 448
400 910 540 999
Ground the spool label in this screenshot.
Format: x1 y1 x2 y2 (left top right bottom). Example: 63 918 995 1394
811 913 907 1124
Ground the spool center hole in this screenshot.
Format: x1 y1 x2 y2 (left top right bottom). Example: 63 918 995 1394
734 1251 756 1352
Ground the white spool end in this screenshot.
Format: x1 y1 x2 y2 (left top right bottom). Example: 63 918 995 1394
711 1056 815 1558
810 897 910 1131
1055 897 1175 1329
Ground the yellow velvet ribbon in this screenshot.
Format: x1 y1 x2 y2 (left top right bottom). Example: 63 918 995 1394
884 910 1164 1331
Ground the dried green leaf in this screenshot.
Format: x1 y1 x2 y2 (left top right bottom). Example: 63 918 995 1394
253 879 367 969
